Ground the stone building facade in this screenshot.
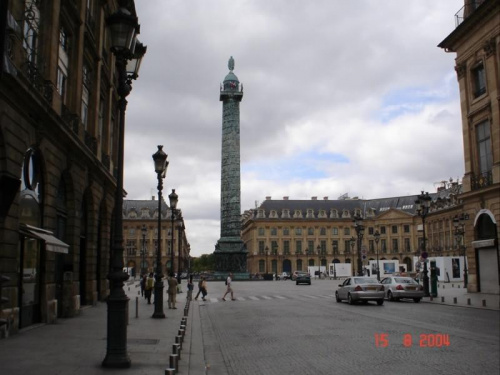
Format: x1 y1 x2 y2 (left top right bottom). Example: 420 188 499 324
123 197 190 278
0 0 142 336
439 0 499 293
242 185 465 278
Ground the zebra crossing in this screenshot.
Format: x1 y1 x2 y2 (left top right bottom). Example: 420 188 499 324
196 293 336 303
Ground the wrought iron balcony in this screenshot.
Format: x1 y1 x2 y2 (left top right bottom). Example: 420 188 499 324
455 1 486 27
471 171 493 191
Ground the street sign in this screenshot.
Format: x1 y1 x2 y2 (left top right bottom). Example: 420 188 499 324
362 255 366 260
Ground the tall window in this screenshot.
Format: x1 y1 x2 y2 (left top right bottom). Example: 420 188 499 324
307 240 314 253
472 62 486 98
332 227 338 236
295 228 302 235
344 240 351 253
320 240 326 254
270 227 277 236
307 227 314 235
476 120 493 174
380 226 386 234
81 64 90 130
332 240 338 254
57 27 69 102
271 241 278 255
295 241 302 254
391 225 398 234
381 239 387 253
258 241 265 255
392 239 399 252
283 227 289 235
98 98 104 154
23 0 40 66
404 238 411 252
258 227 265 236
344 227 350 236
284 240 290 255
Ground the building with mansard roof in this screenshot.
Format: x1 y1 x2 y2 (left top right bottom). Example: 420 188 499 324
242 183 465 278
122 197 190 278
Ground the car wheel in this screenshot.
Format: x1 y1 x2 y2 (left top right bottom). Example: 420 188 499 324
413 298 421 303
296 281 299 285
335 292 341 303
348 293 355 305
376 299 384 306
388 291 395 301
308 282 311 285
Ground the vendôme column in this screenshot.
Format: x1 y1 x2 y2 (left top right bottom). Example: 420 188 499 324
214 57 248 276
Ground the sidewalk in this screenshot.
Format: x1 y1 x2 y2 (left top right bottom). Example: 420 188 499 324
421 282 499 310
0 280 202 374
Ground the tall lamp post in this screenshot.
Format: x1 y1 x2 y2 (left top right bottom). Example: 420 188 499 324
141 225 147 275
374 230 381 281
353 215 365 276
103 4 145 368
332 241 337 280
177 221 184 284
415 191 432 297
152 145 168 319
349 236 356 275
265 246 269 275
453 214 468 288
169 189 178 276
317 245 321 279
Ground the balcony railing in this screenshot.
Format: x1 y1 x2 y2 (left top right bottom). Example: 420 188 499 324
455 1 486 27
471 171 493 190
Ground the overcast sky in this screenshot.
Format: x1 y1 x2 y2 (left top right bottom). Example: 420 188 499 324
125 0 465 257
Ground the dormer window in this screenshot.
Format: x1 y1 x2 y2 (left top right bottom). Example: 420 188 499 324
306 209 314 218
282 209 290 218
330 209 338 218
270 210 278 218
342 210 351 218
293 210 303 218
141 208 149 218
318 210 326 218
257 209 266 218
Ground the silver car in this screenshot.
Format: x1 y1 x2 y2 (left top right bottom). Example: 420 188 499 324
380 276 424 303
335 277 385 305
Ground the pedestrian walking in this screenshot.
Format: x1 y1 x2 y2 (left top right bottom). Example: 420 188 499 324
222 273 235 301
167 272 178 309
140 274 146 297
145 272 154 304
201 278 208 301
187 275 194 300
194 276 204 300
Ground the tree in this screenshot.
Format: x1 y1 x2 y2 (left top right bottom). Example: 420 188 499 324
191 253 215 273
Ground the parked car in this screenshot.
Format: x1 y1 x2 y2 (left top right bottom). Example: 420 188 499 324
380 276 424 303
277 272 290 280
295 271 311 285
335 277 385 305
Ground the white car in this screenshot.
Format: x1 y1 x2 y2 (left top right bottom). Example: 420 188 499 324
335 277 385 305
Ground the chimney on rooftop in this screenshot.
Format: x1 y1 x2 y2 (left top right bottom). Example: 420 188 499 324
323 196 328 200
283 196 289 200
152 196 155 200
266 196 272 200
311 196 317 200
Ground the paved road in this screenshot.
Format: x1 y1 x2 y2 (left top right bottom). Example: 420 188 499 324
198 280 500 375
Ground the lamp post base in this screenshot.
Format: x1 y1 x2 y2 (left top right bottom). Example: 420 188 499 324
102 271 131 368
152 279 166 319
423 266 430 297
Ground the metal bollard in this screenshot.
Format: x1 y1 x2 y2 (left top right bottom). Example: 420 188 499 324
136 297 139 318
467 298 471 305
453 297 457 304
169 354 179 372
184 308 188 317
164 369 175 375
180 324 186 333
429 296 433 301
178 329 185 341
441 297 445 303
173 343 181 360
482 299 486 307
175 335 182 349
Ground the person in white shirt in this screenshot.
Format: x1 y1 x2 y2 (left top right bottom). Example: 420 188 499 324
222 273 235 301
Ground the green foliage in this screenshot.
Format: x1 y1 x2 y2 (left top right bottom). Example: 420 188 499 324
191 253 215 273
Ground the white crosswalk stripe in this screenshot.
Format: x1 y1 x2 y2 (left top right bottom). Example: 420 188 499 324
209 298 218 303
248 296 259 301
275 295 286 299
261 296 272 300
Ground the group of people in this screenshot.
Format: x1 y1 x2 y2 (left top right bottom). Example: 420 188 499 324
140 272 236 306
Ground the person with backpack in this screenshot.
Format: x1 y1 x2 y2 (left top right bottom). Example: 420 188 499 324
222 273 235 301
194 276 204 300
145 272 154 304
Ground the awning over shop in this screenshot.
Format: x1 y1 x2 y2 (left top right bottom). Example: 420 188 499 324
20 224 69 254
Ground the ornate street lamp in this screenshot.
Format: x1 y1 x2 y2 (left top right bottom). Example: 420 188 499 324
141 225 147 275
317 245 321 279
177 220 184 284
415 191 432 297
453 214 468 288
152 145 168 319
353 215 365 276
169 189 178 276
374 230 381 281
103 3 145 368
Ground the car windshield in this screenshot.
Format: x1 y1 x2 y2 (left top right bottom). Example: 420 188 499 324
296 272 307 275
354 278 378 284
394 277 417 284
